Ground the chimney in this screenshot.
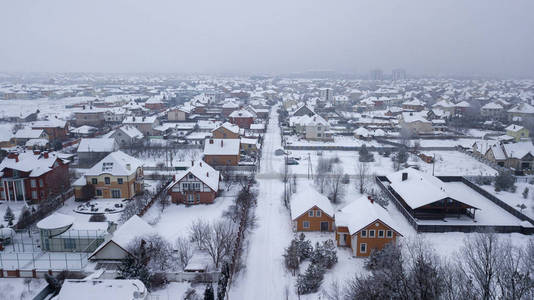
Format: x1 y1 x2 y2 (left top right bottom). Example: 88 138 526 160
209 139 214 144
402 172 408 181
43 151 49 159
221 140 224 147
206 172 209 177
199 161 202 167
191 160 194 166
173 175 176 181
368 195 374 204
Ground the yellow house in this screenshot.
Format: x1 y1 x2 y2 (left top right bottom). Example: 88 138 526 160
505 124 529 142
73 151 144 200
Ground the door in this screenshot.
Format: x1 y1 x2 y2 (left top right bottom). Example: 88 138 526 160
339 233 346 246
320 221 329 231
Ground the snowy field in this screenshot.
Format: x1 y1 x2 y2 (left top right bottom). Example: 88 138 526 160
285 135 383 147
286 150 497 177
130 148 203 168
0 278 46 300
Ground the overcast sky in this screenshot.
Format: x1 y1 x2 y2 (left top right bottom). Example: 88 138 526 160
1 0 533 77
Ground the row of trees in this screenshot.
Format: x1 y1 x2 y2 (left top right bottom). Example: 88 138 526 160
324 233 534 300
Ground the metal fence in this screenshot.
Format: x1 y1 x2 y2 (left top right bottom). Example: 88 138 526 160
0 251 88 271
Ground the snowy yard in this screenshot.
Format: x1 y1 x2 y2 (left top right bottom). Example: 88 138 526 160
286 149 497 177
0 278 47 300
480 181 534 220
73 198 127 215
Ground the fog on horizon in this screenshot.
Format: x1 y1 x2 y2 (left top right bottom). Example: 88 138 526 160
1 0 533 77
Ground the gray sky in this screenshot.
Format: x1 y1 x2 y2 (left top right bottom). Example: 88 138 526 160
1 0 533 77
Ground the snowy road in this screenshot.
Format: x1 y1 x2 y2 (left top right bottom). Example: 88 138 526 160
229 105 295 299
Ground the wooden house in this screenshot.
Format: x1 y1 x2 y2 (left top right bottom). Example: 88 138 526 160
167 160 220 205
290 183 334 232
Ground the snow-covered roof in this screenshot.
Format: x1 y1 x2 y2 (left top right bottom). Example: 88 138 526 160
402 98 425 106
336 196 401 235
386 168 479 210
77 138 117 153
505 124 525 132
229 109 254 118
122 115 157 124
401 111 430 123
116 125 144 139
481 102 503 110
13 128 46 139
250 123 265 130
290 182 334 220
70 125 97 135
203 138 240 155
37 213 74 230
213 122 239 134
25 138 49 147
172 160 220 191
508 103 534 114
85 151 142 176
354 127 371 137
502 142 534 159
432 99 455 108
31 119 67 128
58 279 147 300
455 101 471 108
0 150 65 177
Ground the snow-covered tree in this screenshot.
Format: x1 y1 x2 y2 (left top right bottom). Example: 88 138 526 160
296 262 325 295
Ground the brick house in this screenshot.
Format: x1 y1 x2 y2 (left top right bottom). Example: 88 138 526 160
31 119 69 142
0 150 70 204
167 160 220 205
290 184 334 232
73 151 143 200
212 122 240 139
203 138 240 166
229 109 254 129
167 107 190 122
335 196 402 257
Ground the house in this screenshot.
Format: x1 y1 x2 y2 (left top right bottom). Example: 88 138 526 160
167 160 220 205
222 100 240 117
353 127 371 139
240 138 260 154
335 195 402 257
70 125 98 138
399 111 433 134
12 128 49 145
89 215 155 262
0 150 70 203
250 123 266 133
384 168 479 220
290 114 332 141
108 125 144 148
454 101 471 115
77 138 119 168
485 142 534 171
290 183 334 232
36 212 109 252
122 115 160 136
505 124 529 142
167 106 190 121
73 151 143 200
57 279 148 300
31 119 69 142
291 105 315 117
212 122 240 139
432 99 456 115
74 106 106 127
402 98 425 111
481 102 504 118
229 109 255 129
508 103 534 122
144 95 166 111
203 138 241 166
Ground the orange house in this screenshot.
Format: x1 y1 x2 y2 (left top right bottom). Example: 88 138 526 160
167 160 220 205
290 183 334 232
212 122 240 139
335 196 402 257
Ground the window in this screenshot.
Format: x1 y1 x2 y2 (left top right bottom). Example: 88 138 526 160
31 179 37 188
32 191 37 199
361 230 367 237
117 178 123 184
105 177 111 184
303 221 310 228
386 230 393 238
188 174 194 179
194 183 201 191
39 179 44 187
187 194 194 204
64 238 76 250
196 194 200 202
308 210 314 217
316 210 321 217
369 230 375 238
182 183 189 191
96 189 102 196
360 243 367 253
111 189 121 198
378 230 384 238
91 178 98 185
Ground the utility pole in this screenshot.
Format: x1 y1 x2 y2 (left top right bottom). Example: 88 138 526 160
432 154 436 176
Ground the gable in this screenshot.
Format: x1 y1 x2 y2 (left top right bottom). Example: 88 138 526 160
357 219 402 237
294 205 334 220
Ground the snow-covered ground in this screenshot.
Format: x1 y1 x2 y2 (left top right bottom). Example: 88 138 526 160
286 150 497 177
229 106 294 299
0 278 47 300
285 135 383 147
480 181 534 220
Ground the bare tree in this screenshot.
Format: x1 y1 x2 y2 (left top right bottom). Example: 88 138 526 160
144 234 174 271
495 240 534 300
356 162 369 194
458 232 501 300
188 219 210 250
201 220 237 269
175 236 194 270
327 165 344 204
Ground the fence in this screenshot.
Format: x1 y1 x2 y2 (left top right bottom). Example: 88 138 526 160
137 178 173 217
0 252 89 274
